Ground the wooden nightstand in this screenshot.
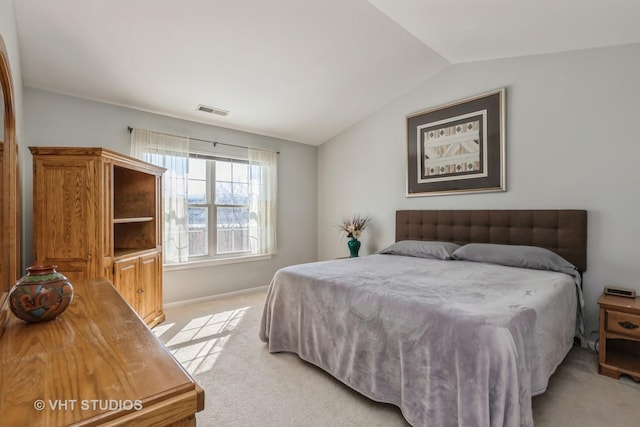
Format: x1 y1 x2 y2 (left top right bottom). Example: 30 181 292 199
598 293 640 381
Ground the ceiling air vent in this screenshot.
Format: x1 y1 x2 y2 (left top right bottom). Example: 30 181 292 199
197 104 230 116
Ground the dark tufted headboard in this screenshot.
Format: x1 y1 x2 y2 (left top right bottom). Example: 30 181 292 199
396 210 588 272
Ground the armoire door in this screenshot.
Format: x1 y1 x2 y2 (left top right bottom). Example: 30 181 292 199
32 155 98 282
138 251 161 325
112 257 139 311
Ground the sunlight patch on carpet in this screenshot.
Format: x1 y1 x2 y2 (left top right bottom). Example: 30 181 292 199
173 335 230 375
157 307 249 375
152 322 176 338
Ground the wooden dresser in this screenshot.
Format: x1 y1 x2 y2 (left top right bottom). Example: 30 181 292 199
0 278 204 426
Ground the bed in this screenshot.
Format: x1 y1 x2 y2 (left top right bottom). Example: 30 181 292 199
259 210 587 426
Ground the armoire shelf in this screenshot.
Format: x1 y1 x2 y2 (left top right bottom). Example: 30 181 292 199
113 217 154 224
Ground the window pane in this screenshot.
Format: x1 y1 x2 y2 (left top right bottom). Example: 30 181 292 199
188 180 207 204
188 158 207 204
233 229 250 252
188 207 208 256
217 229 232 254
232 183 249 205
217 206 249 253
215 160 251 205
189 158 207 179
238 207 249 227
216 161 232 181
215 181 233 204
217 207 234 229
233 163 249 183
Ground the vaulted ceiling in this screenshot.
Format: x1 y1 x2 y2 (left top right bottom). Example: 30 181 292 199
14 0 640 145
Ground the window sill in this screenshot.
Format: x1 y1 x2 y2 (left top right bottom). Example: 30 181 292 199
163 254 272 272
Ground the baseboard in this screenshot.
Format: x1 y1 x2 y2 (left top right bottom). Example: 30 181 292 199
163 285 269 309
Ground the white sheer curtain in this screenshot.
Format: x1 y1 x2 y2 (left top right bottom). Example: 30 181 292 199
248 148 277 255
131 128 190 264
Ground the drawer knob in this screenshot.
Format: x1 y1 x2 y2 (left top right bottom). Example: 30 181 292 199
618 321 639 330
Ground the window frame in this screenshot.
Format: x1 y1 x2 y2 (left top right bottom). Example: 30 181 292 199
186 154 252 261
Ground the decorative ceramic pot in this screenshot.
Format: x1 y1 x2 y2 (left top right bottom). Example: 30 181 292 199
348 237 361 258
9 265 74 322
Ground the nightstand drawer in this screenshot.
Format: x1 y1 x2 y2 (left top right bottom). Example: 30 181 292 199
607 310 640 338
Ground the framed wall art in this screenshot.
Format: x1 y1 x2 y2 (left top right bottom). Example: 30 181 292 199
406 88 505 197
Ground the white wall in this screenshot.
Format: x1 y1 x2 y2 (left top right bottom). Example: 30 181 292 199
318 43 640 338
23 88 317 302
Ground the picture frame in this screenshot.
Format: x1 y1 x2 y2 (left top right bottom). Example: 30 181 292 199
406 88 505 197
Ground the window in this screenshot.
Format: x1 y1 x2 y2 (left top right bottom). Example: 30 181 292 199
130 128 277 266
187 158 253 258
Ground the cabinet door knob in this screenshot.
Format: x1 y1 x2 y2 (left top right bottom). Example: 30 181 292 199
137 289 144 293
618 321 638 330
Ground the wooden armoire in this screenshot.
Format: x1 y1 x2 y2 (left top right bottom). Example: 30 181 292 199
30 146 166 327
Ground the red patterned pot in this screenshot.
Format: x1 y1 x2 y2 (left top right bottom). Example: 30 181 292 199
9 265 74 322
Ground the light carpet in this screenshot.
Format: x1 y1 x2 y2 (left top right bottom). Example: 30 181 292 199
154 289 640 426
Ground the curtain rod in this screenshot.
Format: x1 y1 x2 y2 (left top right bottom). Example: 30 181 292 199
127 126 279 154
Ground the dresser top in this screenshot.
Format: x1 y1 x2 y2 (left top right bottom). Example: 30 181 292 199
598 293 640 312
0 277 200 426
